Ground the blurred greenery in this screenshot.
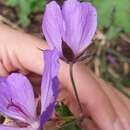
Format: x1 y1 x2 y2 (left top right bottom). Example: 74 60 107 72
56 102 82 130
91 0 130 39
56 102 73 117
6 0 46 27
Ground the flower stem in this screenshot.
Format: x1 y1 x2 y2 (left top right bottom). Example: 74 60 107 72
69 63 83 113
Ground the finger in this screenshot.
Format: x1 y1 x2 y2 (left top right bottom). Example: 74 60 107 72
58 87 85 118
0 43 28 75
112 87 130 112
99 81 130 130
58 87 99 130
13 36 44 75
59 62 124 130
0 24 45 75
0 61 8 76
93 72 130 112
0 44 15 72
81 118 100 130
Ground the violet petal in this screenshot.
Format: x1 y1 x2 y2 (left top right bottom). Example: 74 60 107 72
79 2 97 51
62 0 97 54
42 1 63 52
0 125 31 130
39 49 59 129
0 73 36 122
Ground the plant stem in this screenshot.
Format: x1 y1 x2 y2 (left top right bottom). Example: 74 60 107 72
69 63 83 113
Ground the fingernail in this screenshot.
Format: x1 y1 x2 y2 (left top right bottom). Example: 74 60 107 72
114 119 124 130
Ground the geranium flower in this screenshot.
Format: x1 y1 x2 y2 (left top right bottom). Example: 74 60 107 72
42 0 97 63
0 50 59 130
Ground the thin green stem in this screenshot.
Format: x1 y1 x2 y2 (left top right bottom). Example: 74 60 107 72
69 63 83 113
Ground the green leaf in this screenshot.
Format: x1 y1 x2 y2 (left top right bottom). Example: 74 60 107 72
6 0 17 6
106 26 121 39
91 0 114 28
114 0 130 33
56 102 72 117
91 0 130 35
32 0 46 12
18 0 31 27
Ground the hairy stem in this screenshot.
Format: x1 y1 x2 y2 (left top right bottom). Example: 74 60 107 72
69 63 83 113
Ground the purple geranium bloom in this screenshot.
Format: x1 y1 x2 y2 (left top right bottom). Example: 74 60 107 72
42 0 97 63
0 50 59 130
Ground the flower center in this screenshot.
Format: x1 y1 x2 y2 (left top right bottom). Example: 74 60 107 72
31 121 39 130
62 40 75 63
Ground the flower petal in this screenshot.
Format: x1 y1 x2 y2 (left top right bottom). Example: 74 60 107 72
0 73 36 122
62 0 97 54
42 1 63 51
39 49 59 129
79 2 97 50
0 125 32 130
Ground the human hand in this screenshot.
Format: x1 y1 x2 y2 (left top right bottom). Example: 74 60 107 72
0 24 130 130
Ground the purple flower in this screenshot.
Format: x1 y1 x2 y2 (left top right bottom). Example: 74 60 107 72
42 0 97 62
0 50 59 130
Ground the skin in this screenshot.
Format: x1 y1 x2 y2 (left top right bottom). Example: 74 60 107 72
0 24 130 130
